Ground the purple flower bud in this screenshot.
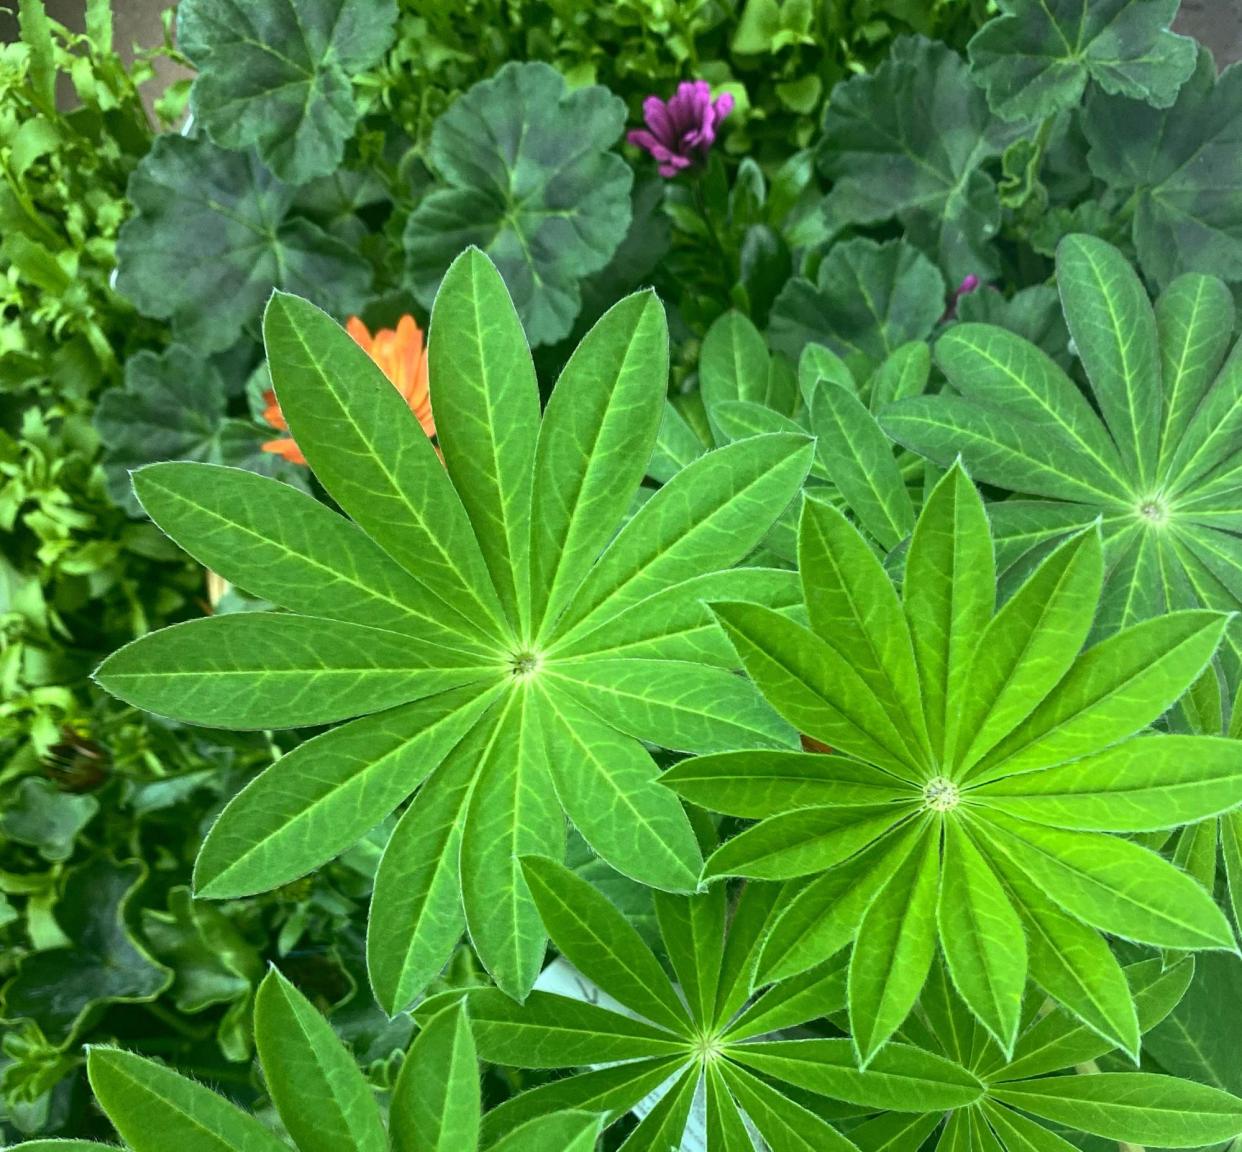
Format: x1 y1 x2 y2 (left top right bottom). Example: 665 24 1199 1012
627 81 735 178
942 274 982 322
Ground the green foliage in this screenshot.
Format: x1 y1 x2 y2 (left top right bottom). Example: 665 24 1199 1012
426 856 983 1151
884 235 1242 678
968 0 1196 122
817 36 1021 282
6 968 601 1151
404 62 633 347
666 463 1240 1065
1082 49 1242 286
178 0 399 184
115 135 373 352
95 249 811 1013
13 0 1242 1146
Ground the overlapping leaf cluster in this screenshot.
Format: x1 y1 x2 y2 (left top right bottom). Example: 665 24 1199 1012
12 0 1242 1147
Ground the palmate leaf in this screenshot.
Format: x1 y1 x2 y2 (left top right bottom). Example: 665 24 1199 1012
666 461 1242 1066
967 0 1195 123
115 135 371 352
844 956 1242 1150
816 37 1022 282
431 856 984 1152
94 247 812 1009
178 0 398 185
656 306 930 568
1083 50 1242 288
404 62 632 347
41 967 597 1152
883 234 1242 679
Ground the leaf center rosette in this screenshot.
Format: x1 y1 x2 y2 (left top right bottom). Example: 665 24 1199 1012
94 247 814 1012
665 461 1242 1066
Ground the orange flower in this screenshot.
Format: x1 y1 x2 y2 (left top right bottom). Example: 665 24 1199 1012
262 314 435 464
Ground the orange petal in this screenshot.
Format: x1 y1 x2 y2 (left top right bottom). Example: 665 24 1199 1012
261 437 307 465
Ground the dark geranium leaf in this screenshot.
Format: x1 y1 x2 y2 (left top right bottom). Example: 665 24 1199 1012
968 0 1195 122
403 62 633 347
768 237 945 377
115 135 372 351
94 345 306 516
0 860 170 1044
1083 50 1242 287
177 0 398 185
817 36 1023 281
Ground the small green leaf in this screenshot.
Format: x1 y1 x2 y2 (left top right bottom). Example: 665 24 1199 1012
980 811 1236 950
953 527 1103 773
367 724 487 1015
178 0 397 184
937 821 1026 1055
116 137 370 351
990 1073 1242 1147
462 988 687 1067
1155 273 1236 475
1083 51 1242 287
718 1063 861 1152
849 821 940 1064
808 383 916 552
652 887 726 1030
254 968 386 1152
904 463 995 763
662 749 907 819
557 433 813 642
758 829 919 982
984 847 1141 1058
931 322 1130 500
769 238 945 377
461 687 561 999
728 1037 984 1112
530 291 667 639
87 1047 287 1152
520 855 689 1035
712 602 924 780
1058 233 1163 488
263 291 509 645
705 805 910 882
97 352 303 516
699 310 771 440
195 684 500 898
539 687 702 892
95 614 485 730
817 38 1018 281
135 462 477 653
430 247 541 635
489 1112 604 1152
971 609 1228 782
405 62 632 346
799 497 926 757
973 733 1242 830
391 1004 479 1152
551 657 795 754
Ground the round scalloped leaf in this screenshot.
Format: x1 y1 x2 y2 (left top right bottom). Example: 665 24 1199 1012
94 345 306 516
968 0 1195 123
115 135 372 352
177 0 398 185
1083 49 1242 288
403 61 633 347
768 237 945 378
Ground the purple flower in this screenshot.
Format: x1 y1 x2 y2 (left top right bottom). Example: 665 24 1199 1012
627 81 735 178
